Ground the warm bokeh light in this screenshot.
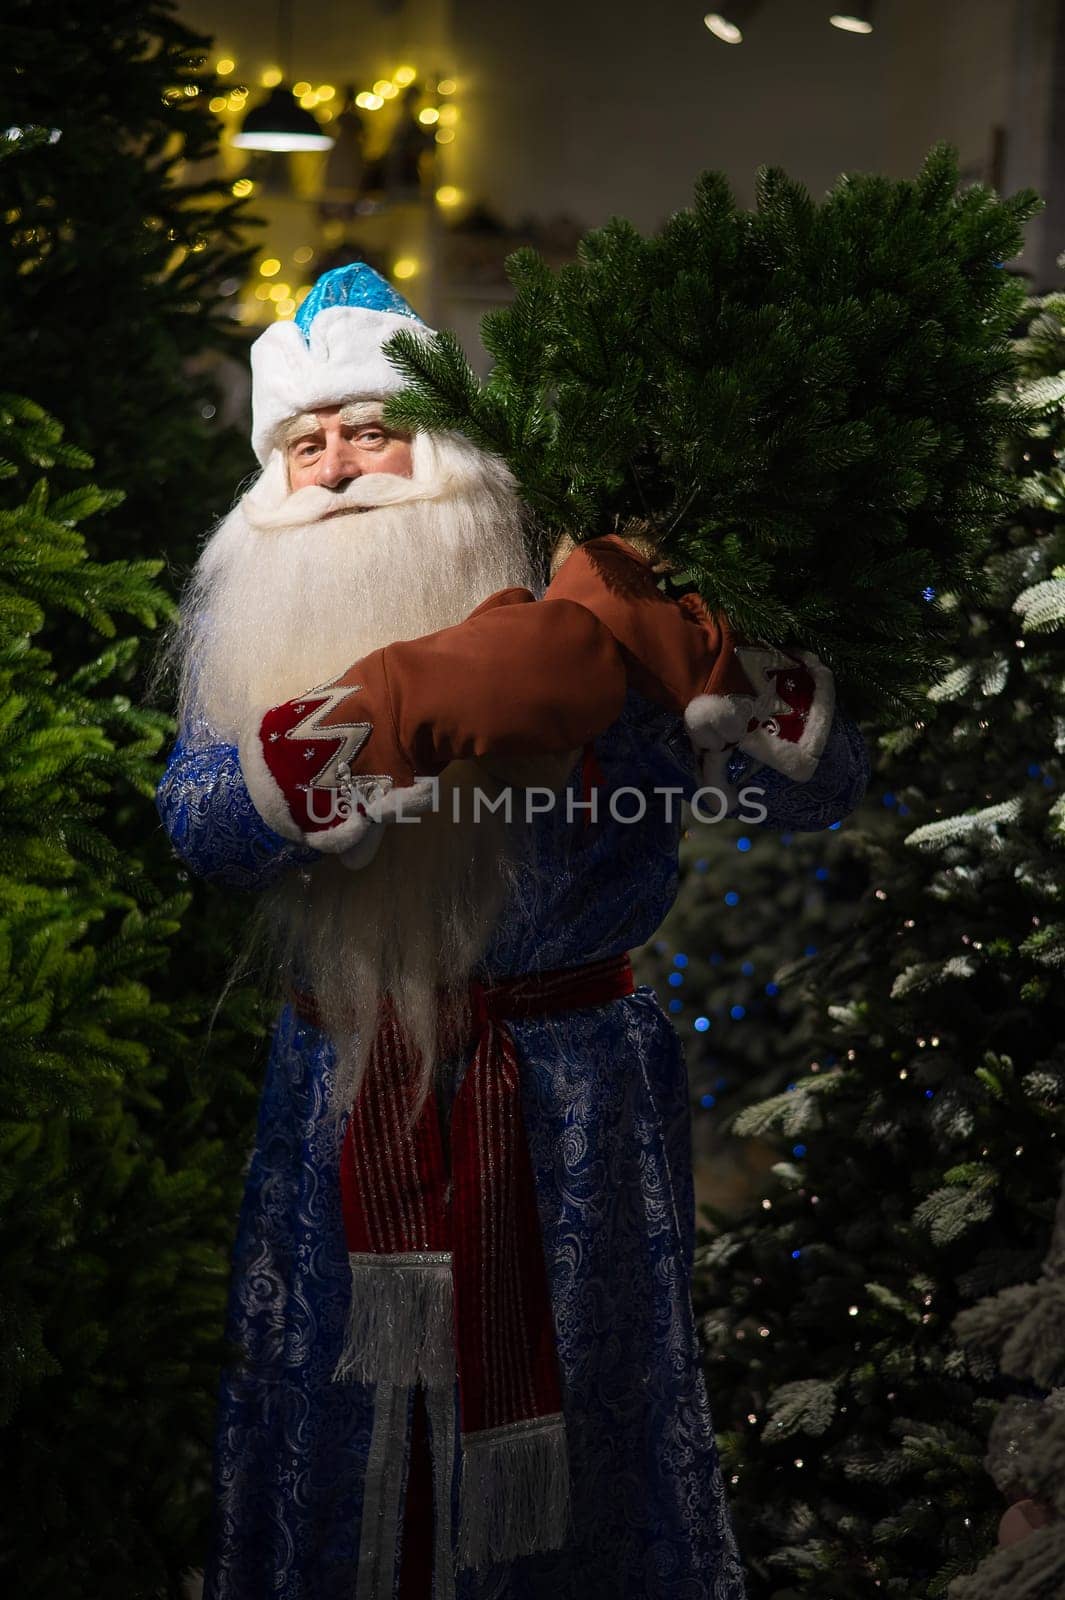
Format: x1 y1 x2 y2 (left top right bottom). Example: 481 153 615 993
231 177 254 197
216 58 235 76
293 80 312 97
829 12 874 32
435 128 455 144
276 298 296 318
704 13 743 43
293 245 315 264
268 282 291 300
261 67 283 88
373 80 393 97
209 96 228 113
435 185 463 207
437 78 457 95
299 92 317 108
393 258 419 280
418 106 440 125
437 104 458 126
316 85 336 100
394 65 417 86
259 258 281 277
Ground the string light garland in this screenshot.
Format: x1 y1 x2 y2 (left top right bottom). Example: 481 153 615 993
199 50 462 325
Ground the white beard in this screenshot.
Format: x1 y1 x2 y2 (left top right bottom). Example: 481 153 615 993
169 430 541 1125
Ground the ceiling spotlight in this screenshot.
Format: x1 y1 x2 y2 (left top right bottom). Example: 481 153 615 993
829 4 876 33
704 4 763 44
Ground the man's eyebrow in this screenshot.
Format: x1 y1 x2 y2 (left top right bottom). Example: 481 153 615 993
279 413 323 446
338 402 387 427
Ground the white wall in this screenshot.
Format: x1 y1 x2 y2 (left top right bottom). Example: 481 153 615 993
449 0 886 230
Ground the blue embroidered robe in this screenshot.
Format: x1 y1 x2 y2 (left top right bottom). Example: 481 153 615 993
156 691 869 1600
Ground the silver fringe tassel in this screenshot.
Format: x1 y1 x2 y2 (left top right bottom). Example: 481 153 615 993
333 1250 456 1388
457 1412 572 1570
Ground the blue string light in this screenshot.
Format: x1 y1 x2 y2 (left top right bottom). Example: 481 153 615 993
829 820 842 831
668 998 684 1014
765 982 780 997
700 1092 716 1108
882 791 897 808
741 960 755 976
668 972 684 988
736 836 752 852
815 866 829 881
922 586 937 602
793 1143 807 1157
694 1016 711 1032
730 1003 746 1020
1028 763 1042 778
925 1089 935 1099
725 891 740 906
791 1249 802 1259
673 953 689 969
804 944 818 957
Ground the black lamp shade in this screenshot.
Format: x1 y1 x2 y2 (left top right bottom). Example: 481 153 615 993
232 86 335 152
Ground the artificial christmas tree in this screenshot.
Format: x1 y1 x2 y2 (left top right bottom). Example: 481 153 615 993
0 394 255 1597
0 0 257 572
689 290 1065 1599
632 791 877 1196
948 1164 1065 1598
382 143 1039 719
0 22 274 1589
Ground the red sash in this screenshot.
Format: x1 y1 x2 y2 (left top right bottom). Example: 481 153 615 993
292 950 635 1575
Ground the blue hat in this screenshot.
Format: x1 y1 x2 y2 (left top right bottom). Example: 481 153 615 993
249 263 433 465
293 263 423 335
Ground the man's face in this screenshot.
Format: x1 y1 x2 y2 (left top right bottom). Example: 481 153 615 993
284 403 414 492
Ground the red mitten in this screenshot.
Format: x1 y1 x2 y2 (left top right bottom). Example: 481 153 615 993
544 535 835 797
238 587 629 854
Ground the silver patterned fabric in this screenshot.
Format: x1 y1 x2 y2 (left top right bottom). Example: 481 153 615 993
156 689 870 1599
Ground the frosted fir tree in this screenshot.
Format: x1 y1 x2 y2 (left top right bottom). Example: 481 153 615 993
947 1164 1065 1598
685 291 1065 1599
633 804 878 1203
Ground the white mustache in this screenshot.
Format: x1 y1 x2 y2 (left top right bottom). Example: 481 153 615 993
244 471 434 533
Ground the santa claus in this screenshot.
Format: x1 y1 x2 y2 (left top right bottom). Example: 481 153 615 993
158 263 869 1600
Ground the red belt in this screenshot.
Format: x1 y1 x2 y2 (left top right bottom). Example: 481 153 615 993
290 950 634 1572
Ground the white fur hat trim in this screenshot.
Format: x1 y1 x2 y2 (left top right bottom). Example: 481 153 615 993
249 306 435 466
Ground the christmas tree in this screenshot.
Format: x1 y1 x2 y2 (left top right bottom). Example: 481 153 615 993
632 803 876 1205
689 292 1065 1598
949 1163 1065 1597
383 144 1040 717
0 395 247 1595
0 18 271 1591
0 0 257 569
